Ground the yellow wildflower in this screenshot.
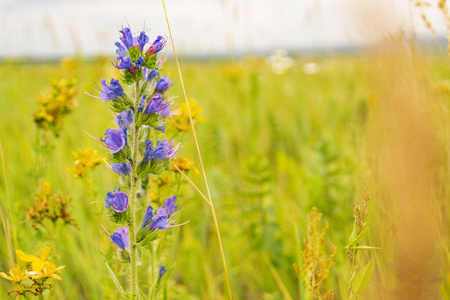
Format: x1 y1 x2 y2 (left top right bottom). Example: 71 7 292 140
16 247 49 272
171 158 199 174
169 99 205 132
67 148 104 178
32 78 77 136
42 181 52 196
15 247 65 281
0 266 27 283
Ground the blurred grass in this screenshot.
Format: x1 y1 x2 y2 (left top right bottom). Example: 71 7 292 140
0 51 448 299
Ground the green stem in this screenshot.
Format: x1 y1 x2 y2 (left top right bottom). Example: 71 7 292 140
129 81 141 299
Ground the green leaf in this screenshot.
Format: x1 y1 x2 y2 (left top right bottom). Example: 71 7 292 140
352 260 373 296
106 262 130 299
345 221 358 249
346 225 368 249
149 278 158 300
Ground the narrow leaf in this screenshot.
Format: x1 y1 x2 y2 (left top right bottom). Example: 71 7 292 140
106 262 130 299
350 245 381 250
352 260 373 295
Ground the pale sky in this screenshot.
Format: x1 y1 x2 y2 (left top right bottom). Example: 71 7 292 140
0 0 447 58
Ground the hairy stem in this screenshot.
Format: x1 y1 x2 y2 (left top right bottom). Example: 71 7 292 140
129 81 141 299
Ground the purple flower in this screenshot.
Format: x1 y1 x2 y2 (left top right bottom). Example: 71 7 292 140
135 57 145 69
144 94 170 115
143 68 159 81
154 125 165 133
137 95 146 113
152 35 167 54
105 191 114 209
138 32 149 51
101 128 127 154
115 41 128 57
104 190 129 212
120 27 134 48
159 266 167 279
155 76 172 92
115 110 134 128
141 140 154 165
116 56 132 70
111 162 131 176
150 214 169 230
157 196 177 216
112 192 129 212
110 227 130 250
160 106 172 117
151 139 179 160
141 206 154 229
91 78 124 103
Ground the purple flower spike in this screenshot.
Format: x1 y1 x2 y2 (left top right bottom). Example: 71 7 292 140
120 27 134 48
141 205 154 229
144 94 170 115
110 226 130 250
138 32 149 51
155 76 172 92
112 192 129 213
91 78 124 103
158 196 177 216
111 162 131 176
151 139 179 160
116 56 132 70
101 128 127 154
152 35 167 54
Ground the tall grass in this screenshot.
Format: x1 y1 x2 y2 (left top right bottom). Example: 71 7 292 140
0 46 448 299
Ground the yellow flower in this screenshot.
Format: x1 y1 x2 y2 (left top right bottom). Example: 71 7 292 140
169 99 205 132
67 148 104 178
31 262 66 281
171 158 199 174
16 247 50 273
42 181 52 196
0 266 27 283
15 247 65 281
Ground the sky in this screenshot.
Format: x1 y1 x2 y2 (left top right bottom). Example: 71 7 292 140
0 0 448 59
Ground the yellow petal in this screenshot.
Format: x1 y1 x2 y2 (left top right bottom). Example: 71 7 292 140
40 246 52 261
16 250 39 263
0 272 13 281
50 274 62 280
31 259 46 272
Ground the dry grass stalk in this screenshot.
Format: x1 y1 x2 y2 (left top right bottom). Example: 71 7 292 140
295 207 336 300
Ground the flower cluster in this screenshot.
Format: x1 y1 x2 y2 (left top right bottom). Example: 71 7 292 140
32 79 77 136
168 99 205 132
88 25 183 298
0 247 65 298
136 196 178 246
66 148 104 178
25 181 77 230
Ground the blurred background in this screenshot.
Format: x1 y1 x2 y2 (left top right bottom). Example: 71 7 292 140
0 0 449 299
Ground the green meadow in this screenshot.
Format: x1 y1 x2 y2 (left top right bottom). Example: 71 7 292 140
0 49 449 299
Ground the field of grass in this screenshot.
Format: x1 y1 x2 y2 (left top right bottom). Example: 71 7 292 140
0 45 449 299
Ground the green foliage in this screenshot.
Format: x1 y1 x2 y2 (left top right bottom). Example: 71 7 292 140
0 55 448 299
